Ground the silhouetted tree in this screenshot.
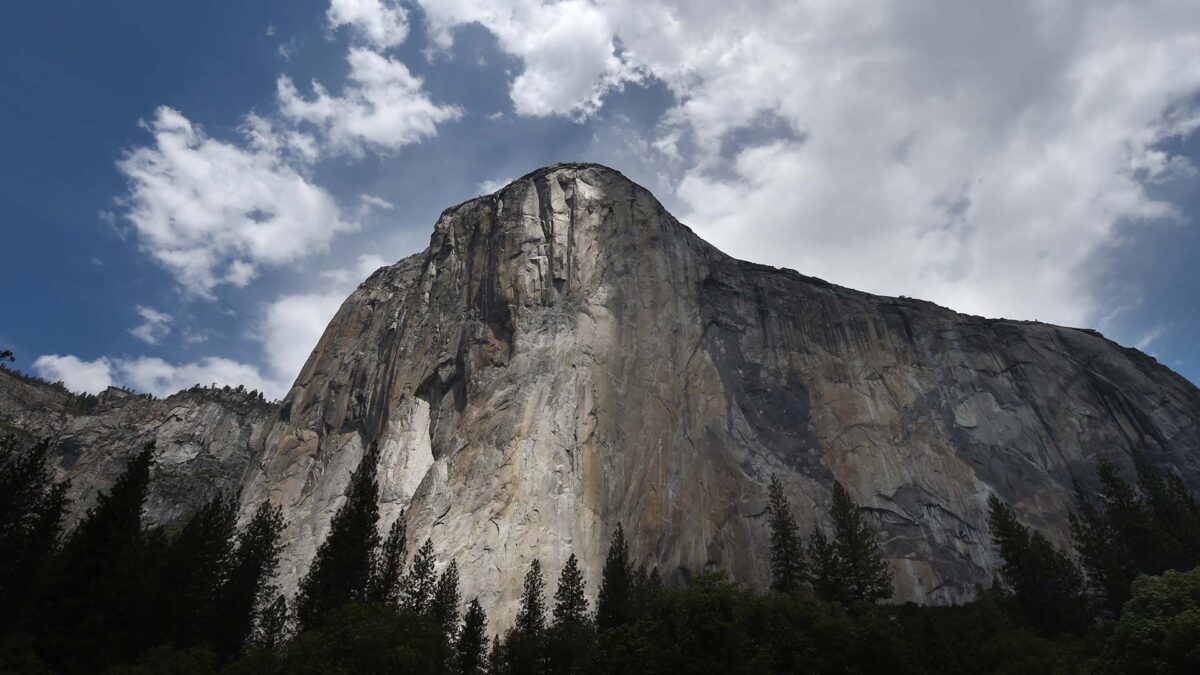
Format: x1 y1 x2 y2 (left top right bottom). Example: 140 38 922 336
503 559 548 674
40 444 157 671
0 437 68 627
807 526 840 602
596 524 633 630
212 501 285 660
369 510 407 605
401 538 438 614
767 474 806 593
457 598 489 675
553 554 588 628
988 494 1088 635
432 560 462 641
294 444 382 630
829 482 891 605
548 553 593 674
159 495 237 646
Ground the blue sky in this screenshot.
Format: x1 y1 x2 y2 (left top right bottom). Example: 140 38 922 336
2 0 1198 398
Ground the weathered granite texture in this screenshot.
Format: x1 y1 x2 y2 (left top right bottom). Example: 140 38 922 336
0 370 276 527
237 164 1199 626
3 164 1198 629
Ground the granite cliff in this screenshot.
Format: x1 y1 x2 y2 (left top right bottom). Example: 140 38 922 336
4 164 1198 627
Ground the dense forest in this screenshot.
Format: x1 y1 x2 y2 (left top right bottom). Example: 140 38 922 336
2 433 1198 674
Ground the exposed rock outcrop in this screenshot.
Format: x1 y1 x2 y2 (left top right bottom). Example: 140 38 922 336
4 164 1198 629
240 164 1200 626
0 369 276 526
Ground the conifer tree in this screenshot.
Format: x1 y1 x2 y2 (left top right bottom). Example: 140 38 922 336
457 598 489 675
0 437 69 625
294 443 382 630
516 559 547 636
548 553 593 674
988 494 1088 634
160 495 237 646
767 474 806 593
432 560 462 640
401 538 438 614
503 559 548 674
596 523 633 630
369 510 407 605
830 481 891 604
807 526 841 602
252 595 290 651
553 554 589 628
212 500 285 660
40 443 157 670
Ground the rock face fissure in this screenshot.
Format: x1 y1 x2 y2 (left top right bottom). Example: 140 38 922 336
4 163 1199 627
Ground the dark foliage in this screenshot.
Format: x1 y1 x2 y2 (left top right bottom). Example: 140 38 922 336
596 524 633 631
293 443 382 630
766 475 805 593
988 495 1089 635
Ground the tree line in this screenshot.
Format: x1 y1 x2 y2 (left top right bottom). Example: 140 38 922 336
2 432 1199 673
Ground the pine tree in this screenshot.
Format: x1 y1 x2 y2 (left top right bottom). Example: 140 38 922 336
829 482 891 604
457 598 489 675
516 559 547 636
988 494 1088 634
160 495 238 646
40 443 158 671
401 538 438 614
504 559 548 674
432 560 462 640
767 474 806 593
548 553 593 674
596 524 633 630
212 500 285 660
1133 451 1200 572
0 437 69 626
807 526 841 602
369 510 407 605
553 554 589 628
251 594 290 651
294 443 382 630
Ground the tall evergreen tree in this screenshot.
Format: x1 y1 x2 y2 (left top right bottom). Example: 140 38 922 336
829 482 891 604
988 494 1088 635
294 443 382 630
40 443 157 671
369 510 407 605
767 475 806 593
1133 451 1200 572
400 537 438 614
549 554 593 675
457 598 489 675
516 559 547 636
502 559 548 674
159 495 238 646
212 500 285 660
251 594 290 651
432 560 462 641
807 526 841 602
0 437 69 626
553 554 589 628
596 524 633 630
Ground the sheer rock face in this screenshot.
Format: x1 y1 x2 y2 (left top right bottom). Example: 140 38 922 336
4 164 1199 628
235 164 1199 626
0 371 276 526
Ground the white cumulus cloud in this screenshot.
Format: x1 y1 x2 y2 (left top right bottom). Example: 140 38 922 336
129 305 173 345
32 355 115 395
278 48 462 158
416 0 1200 327
117 106 355 297
327 0 409 49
